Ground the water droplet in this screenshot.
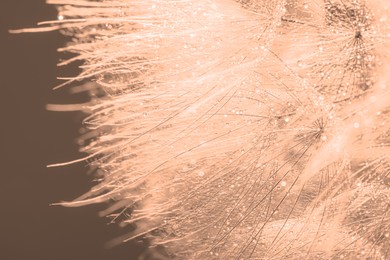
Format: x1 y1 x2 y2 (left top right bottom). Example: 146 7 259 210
197 170 205 177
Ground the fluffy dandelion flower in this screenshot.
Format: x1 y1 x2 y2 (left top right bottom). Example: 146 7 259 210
16 0 390 259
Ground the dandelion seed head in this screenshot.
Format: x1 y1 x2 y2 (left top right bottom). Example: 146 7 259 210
29 0 390 258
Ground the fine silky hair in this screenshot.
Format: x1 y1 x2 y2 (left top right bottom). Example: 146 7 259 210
15 0 390 259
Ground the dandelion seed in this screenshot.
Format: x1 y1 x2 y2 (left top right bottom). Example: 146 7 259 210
17 0 390 259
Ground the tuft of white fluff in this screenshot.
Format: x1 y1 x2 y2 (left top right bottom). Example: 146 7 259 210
20 0 390 259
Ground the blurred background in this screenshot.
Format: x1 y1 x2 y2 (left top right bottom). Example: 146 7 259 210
1 1 144 259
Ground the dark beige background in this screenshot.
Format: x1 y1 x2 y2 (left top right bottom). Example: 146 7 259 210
1 1 144 259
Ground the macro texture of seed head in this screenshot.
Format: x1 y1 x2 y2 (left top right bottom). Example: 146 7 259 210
22 0 390 259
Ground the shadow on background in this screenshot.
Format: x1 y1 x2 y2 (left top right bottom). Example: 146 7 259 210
1 1 144 259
